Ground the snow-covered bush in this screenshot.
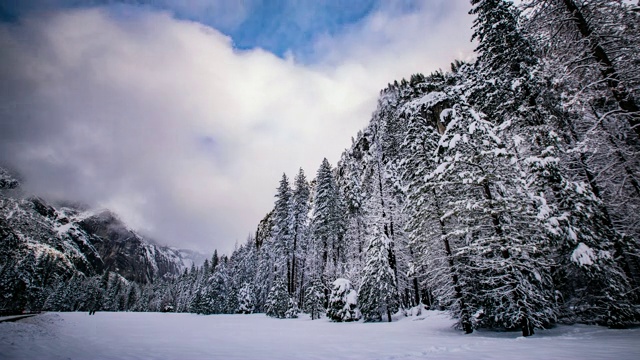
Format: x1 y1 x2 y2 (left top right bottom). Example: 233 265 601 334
326 278 360 322
237 283 255 314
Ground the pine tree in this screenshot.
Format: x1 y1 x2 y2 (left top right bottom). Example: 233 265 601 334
310 159 346 290
291 168 310 302
265 278 289 319
126 283 139 311
359 226 399 322
524 0 640 290
284 298 300 319
338 146 368 285
207 261 230 314
304 278 326 320
423 81 557 335
471 0 640 327
326 278 360 322
397 74 470 321
211 250 219 271
190 288 207 314
254 211 275 312
551 0 640 140
237 282 255 314
273 174 293 291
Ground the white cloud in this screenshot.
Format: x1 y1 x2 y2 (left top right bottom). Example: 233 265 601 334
0 1 474 254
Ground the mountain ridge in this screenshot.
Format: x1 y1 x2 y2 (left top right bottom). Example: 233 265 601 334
0 168 208 310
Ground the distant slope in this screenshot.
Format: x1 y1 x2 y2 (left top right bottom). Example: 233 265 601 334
0 167 206 310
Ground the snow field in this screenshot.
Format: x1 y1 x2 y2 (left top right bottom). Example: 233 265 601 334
1 311 639 360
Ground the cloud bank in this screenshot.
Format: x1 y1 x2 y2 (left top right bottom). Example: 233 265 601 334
0 1 474 253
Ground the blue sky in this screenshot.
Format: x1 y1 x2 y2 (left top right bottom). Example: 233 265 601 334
0 0 475 253
0 0 423 59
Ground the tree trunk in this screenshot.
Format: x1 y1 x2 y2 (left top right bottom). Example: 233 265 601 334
591 105 640 198
564 115 636 281
375 156 401 303
521 316 535 337
290 254 296 296
286 258 291 294
561 0 640 140
435 189 472 333
412 277 421 307
482 181 509 259
298 259 306 306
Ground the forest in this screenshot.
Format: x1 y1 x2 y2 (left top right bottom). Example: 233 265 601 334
1 0 639 337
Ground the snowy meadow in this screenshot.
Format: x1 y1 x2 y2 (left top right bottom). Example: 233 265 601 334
1 311 639 360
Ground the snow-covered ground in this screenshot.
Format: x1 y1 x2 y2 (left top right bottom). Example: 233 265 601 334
1 311 638 359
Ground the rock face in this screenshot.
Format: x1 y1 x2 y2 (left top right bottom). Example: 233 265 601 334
0 167 20 189
0 167 205 309
0 195 101 310
77 210 184 284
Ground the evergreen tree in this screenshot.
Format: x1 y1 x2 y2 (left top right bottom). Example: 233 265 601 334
125 283 139 311
358 226 399 322
291 168 310 302
265 278 289 319
472 0 639 327
254 211 275 312
326 278 360 322
429 93 556 335
284 298 300 319
273 173 294 287
211 250 219 271
189 288 207 315
310 159 346 290
237 282 255 314
304 278 326 320
207 261 231 314
523 0 640 289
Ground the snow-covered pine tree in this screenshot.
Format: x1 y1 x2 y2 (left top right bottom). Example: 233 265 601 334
174 269 196 312
469 0 537 120
470 0 639 326
337 146 368 286
397 72 476 332
254 211 275 312
310 159 346 290
207 260 230 314
237 282 255 314
190 286 208 314
358 225 399 323
291 168 310 302
284 297 300 318
523 0 640 290
352 127 404 322
540 0 640 140
427 87 557 336
225 244 252 313
211 250 220 271
304 278 326 320
273 174 294 290
125 282 139 311
326 278 360 322
44 280 69 311
265 278 289 319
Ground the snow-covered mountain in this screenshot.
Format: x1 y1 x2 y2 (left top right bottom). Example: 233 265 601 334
0 167 206 310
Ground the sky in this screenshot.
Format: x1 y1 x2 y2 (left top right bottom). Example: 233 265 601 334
0 0 475 254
